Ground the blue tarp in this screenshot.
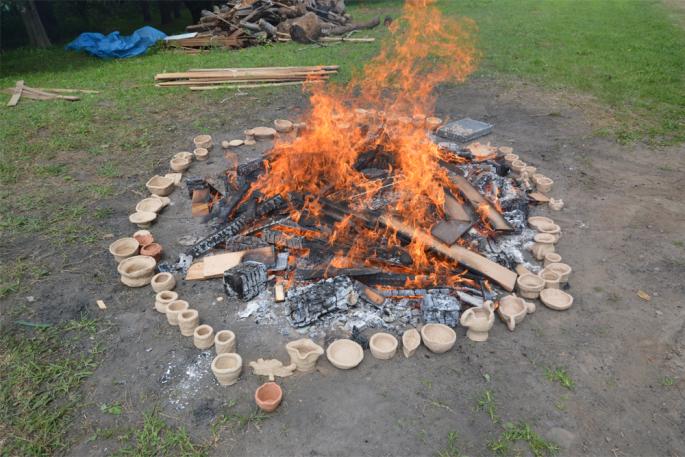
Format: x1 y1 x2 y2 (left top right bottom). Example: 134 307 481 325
66 26 166 59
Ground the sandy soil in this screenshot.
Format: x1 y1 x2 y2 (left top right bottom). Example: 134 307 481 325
11 77 684 456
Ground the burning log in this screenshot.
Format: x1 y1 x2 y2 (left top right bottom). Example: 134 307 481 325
262 229 304 249
295 266 380 281
287 276 357 327
223 261 268 301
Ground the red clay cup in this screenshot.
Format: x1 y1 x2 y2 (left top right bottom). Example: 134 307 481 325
255 382 283 413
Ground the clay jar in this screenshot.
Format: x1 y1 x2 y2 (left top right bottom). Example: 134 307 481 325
140 242 163 261
516 273 546 299
155 290 178 313
255 382 283 412
109 237 139 263
285 338 324 373
402 328 421 358
117 255 156 287
531 233 556 260
538 269 561 289
151 272 175 293
215 330 236 354
545 262 572 284
538 223 561 243
193 147 209 161
498 294 535 331
211 353 242 386
193 134 213 150
510 159 527 176
369 332 398 360
420 324 456 353
178 309 199 336
536 176 554 193
544 252 562 267
166 300 189 325
459 300 495 342
326 339 364 370
193 325 214 350
146 175 174 196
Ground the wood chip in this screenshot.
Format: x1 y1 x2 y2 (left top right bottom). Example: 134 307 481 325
7 80 24 106
637 290 651 301
96 300 107 310
274 283 286 302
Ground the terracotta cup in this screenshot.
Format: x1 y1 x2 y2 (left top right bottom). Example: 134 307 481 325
255 382 283 413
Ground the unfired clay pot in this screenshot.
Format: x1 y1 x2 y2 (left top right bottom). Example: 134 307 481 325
516 273 546 299
498 294 535 331
538 223 561 243
146 175 174 196
402 328 421 358
170 157 191 172
129 211 157 229
540 289 574 311
545 263 572 284
326 339 364 370
285 338 324 373
215 330 236 354
426 117 443 131
510 159 527 176
193 134 213 150
252 126 277 140
194 325 214 350
193 147 209 161
178 309 199 336
117 255 156 287
532 233 556 260
528 216 554 230
544 252 562 267
420 324 456 354
525 165 537 176
136 198 165 214
174 151 194 161
549 198 564 211
274 119 293 133
140 242 162 261
459 300 495 342
151 272 175 293
133 230 154 247
504 153 519 166
109 237 140 263
211 353 242 386
536 176 554 193
166 300 189 326
538 269 561 289
255 382 283 412
155 290 178 313
369 333 398 360
499 146 513 155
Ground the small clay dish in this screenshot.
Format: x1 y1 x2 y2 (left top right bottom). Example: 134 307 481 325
255 382 283 413
252 126 277 140
402 328 421 358
274 119 293 133
109 237 139 263
545 262 572 283
129 211 157 228
228 139 244 147
516 273 546 299
540 289 574 311
117 255 156 280
170 157 191 172
193 147 209 161
420 324 456 354
140 242 162 261
326 339 364 370
527 216 554 230
136 198 165 214
369 332 398 360
193 134 212 150
146 175 174 196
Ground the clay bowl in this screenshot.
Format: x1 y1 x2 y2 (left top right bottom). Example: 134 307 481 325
326 339 364 370
193 134 212 150
510 159 526 174
129 211 156 229
538 269 561 289
140 242 162 261
527 216 554 230
540 289 574 311
544 252 562 267
402 328 421 358
426 117 443 131
136 198 165 214
109 237 140 263
133 230 154 247
369 332 398 360
170 157 191 172
536 176 554 193
538 223 561 243
545 262 572 283
211 353 242 386
499 146 513 155
516 273 546 299
252 126 277 140
504 153 519 165
151 272 175 292
154 290 178 313
193 147 209 161
533 232 557 245
146 175 174 196
420 324 456 354
255 382 283 413
117 255 156 287
274 119 293 133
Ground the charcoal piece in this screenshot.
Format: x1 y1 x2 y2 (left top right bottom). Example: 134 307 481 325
262 229 304 249
187 195 285 258
237 158 265 177
223 261 267 301
270 251 289 271
185 176 208 198
286 276 357 328
351 325 369 349
431 220 472 245
422 293 461 327
436 118 493 143
223 235 269 251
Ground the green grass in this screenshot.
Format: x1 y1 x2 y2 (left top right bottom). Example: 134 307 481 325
0 317 103 455
545 367 576 390
475 389 499 423
488 422 559 457
114 410 206 457
437 431 466 457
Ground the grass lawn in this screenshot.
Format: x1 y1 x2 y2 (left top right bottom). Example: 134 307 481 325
0 0 683 453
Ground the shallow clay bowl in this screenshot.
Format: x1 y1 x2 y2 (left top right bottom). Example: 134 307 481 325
252 126 277 140
117 255 156 279
540 289 574 311
326 339 364 369
170 157 191 172
136 198 165 214
369 332 398 360
402 328 421 357
173 151 194 161
193 135 212 149
129 211 157 228
528 216 554 230
146 175 174 196
546 262 573 283
108 237 140 262
193 147 209 160
420 324 456 354
274 119 293 133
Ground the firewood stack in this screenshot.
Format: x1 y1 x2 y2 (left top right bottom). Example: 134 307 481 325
170 0 380 50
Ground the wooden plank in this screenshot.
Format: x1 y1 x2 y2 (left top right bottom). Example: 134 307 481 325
448 174 512 231
189 80 325 91
7 80 24 106
185 261 206 280
156 76 328 87
202 246 274 279
187 65 339 72
444 191 471 222
430 219 471 245
34 88 99 94
528 191 550 203
23 86 80 101
155 70 337 81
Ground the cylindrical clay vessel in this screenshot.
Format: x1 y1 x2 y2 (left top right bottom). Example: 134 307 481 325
166 300 189 325
178 309 199 336
211 353 242 386
215 330 236 354
155 290 178 313
194 325 214 350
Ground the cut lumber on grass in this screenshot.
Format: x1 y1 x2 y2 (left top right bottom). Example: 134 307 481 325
188 80 325 91
5 83 92 105
7 80 24 106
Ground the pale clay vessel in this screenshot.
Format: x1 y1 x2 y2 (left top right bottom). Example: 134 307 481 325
369 332 398 360
109 237 139 263
549 198 564 211
528 216 554 230
211 353 242 386
215 330 236 354
166 300 189 326
543 252 562 267
193 325 214 350
178 309 199 336
538 269 561 289
136 197 166 214
402 328 421 358
249 358 296 381
155 290 178 313
498 294 536 331
193 134 213 150
420 324 456 353
326 339 364 369
129 211 157 229
146 175 174 196
538 222 561 243
460 300 495 342
516 273 546 299
170 157 191 172
151 272 175 293
193 147 209 160
532 233 556 260
540 289 574 311
545 263 572 283
286 338 324 372
117 255 155 287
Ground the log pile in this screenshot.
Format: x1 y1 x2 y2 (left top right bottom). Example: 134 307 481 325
168 0 380 50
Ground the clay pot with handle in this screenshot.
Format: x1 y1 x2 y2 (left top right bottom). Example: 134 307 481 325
459 300 495 342
497 294 536 331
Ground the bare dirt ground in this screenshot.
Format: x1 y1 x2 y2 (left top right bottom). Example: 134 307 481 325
6 77 684 456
